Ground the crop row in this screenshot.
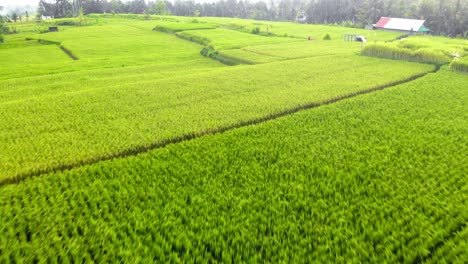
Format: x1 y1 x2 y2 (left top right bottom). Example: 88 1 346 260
175 28 300 50
195 17 402 41
209 40 364 65
217 49 284 64
362 36 467 65
243 40 363 59
0 58 222 103
0 56 433 181
362 42 451 64
450 57 468 73
153 21 217 33
0 24 211 80
0 68 466 262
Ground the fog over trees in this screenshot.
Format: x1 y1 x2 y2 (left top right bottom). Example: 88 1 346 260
2 0 467 37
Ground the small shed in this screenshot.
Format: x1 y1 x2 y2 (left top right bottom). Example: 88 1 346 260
373 17 431 34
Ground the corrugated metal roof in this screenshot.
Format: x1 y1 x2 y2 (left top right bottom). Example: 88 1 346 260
375 17 391 28
374 17 427 31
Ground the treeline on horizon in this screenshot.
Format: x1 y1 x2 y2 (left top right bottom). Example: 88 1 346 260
8 0 468 37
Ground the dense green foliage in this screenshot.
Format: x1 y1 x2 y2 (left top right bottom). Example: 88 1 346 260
175 28 300 50
451 56 468 73
0 15 466 262
0 54 433 181
32 0 468 37
0 68 466 262
362 36 468 65
0 22 220 80
218 49 284 64
153 21 217 33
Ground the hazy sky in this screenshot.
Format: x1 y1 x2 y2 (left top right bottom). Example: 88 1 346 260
0 0 154 6
1 0 38 7
1 0 38 10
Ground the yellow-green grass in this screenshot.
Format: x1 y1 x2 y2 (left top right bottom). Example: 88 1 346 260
218 49 284 64
0 56 433 181
199 17 402 41
242 40 363 59
153 21 217 33
0 68 466 262
450 57 468 73
0 42 70 66
175 28 301 50
0 58 223 103
0 24 223 80
362 35 468 65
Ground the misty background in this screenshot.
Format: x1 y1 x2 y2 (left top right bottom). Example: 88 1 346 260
0 0 467 37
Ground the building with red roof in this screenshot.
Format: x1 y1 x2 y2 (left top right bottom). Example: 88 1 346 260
373 17 431 34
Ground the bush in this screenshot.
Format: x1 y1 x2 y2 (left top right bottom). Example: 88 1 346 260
323 33 331 40
0 34 4 43
251 27 260 34
450 58 468 73
362 43 451 64
56 20 77 26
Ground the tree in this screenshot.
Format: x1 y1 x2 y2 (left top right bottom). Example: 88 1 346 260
0 7 4 44
38 0 55 17
145 7 151 19
129 0 147 14
11 12 18 23
155 0 167 15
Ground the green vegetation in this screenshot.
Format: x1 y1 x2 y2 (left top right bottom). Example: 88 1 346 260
0 68 466 262
0 23 220 80
451 57 468 73
153 21 217 33
0 14 466 262
243 40 362 59
175 28 300 50
0 55 433 181
218 49 284 64
362 36 468 65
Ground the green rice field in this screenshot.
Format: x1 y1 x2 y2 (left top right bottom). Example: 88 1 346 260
0 14 466 262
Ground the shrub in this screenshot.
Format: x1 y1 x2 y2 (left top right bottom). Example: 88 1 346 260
450 58 468 73
251 27 260 34
56 20 77 26
362 43 451 64
323 33 331 40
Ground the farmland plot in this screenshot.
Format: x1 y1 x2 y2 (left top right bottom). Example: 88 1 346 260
0 56 433 181
0 68 466 262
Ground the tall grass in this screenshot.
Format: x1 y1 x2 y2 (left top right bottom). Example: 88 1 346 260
450 57 468 73
362 36 467 65
362 43 451 64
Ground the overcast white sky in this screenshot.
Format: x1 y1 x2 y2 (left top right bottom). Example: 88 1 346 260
0 0 161 7
1 0 37 7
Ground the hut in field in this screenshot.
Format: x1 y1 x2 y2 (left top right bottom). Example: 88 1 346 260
373 17 431 35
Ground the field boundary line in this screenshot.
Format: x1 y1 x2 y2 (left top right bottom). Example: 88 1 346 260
413 221 467 264
25 37 79 60
0 65 440 187
239 48 287 59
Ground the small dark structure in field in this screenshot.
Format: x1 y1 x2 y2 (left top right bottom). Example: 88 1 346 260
355 36 366 43
343 34 366 43
49 27 59 32
343 34 358 41
373 17 431 34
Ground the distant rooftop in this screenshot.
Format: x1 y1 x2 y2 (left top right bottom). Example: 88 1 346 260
374 17 430 32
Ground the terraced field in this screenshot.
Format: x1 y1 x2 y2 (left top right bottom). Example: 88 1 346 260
0 15 466 262
1 67 466 262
